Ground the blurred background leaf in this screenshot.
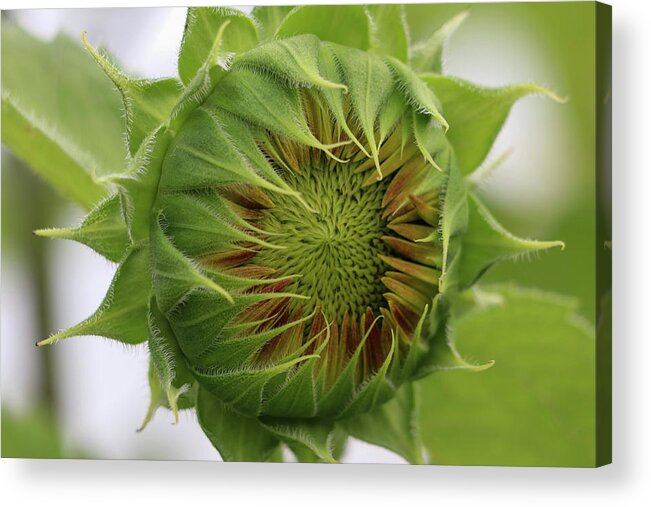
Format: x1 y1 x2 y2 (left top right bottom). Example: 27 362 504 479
420 286 595 467
1 22 126 208
1 407 89 459
2 409 64 459
406 2 597 321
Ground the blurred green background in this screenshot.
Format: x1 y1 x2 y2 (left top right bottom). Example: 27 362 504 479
1 3 601 466
408 2 596 319
407 2 600 467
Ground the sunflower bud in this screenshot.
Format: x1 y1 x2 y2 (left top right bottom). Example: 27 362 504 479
35 6 563 463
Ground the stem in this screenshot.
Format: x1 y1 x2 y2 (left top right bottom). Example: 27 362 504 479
32 184 58 415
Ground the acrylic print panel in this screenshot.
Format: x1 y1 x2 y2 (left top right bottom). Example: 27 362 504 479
1 2 611 467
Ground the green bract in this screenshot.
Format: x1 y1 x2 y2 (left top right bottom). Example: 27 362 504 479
13 5 565 463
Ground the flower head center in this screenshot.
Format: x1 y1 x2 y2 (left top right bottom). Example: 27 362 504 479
257 162 390 319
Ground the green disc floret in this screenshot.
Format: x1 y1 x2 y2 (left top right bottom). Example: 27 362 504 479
256 161 391 319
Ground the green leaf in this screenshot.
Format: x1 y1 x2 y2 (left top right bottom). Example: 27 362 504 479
459 194 564 288
178 7 258 85
81 33 181 156
340 337 397 418
262 335 331 418
276 5 371 50
422 75 564 175
206 67 340 157
252 5 294 40
341 383 425 464
1 100 106 210
169 17 232 130
261 418 337 464
378 91 407 145
209 111 300 195
328 44 393 176
330 426 349 462
285 443 321 463
138 357 180 432
150 213 234 315
317 46 370 157
37 246 150 346
122 78 180 154
107 128 172 242
410 11 469 74
197 387 280 462
193 354 315 418
263 360 318 419
385 56 448 131
438 157 468 294
156 192 272 258
316 323 372 416
367 4 409 62
412 111 443 171
419 285 596 467
164 101 292 194
34 193 130 263
1 25 127 208
417 295 493 378
233 35 346 90
146 298 194 424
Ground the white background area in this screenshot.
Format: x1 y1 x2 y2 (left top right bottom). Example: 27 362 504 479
1 0 650 505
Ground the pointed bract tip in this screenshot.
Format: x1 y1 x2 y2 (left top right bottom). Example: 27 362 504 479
536 239 565 252
36 334 60 347
136 409 155 433
419 148 439 171
169 399 180 426
458 9 471 20
468 146 515 187
206 19 232 68
466 359 496 372
453 356 496 373
479 359 495 371
292 191 317 214
547 90 569 104
80 30 95 56
447 9 471 31
33 227 72 239
321 80 348 93
81 30 126 89
436 113 450 133
205 279 235 304
374 164 383 180
319 139 353 164
527 83 568 104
